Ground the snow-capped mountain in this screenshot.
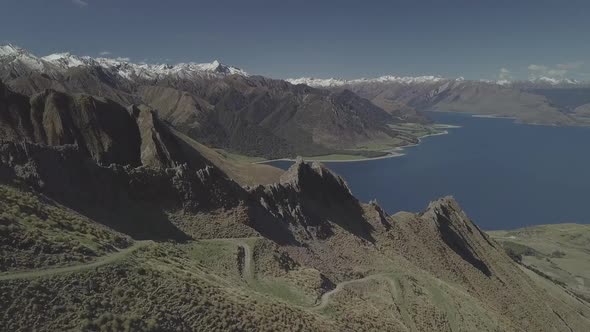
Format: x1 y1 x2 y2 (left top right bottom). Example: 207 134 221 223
529 77 580 86
288 74 586 89
0 44 248 82
2 44 429 160
286 75 449 87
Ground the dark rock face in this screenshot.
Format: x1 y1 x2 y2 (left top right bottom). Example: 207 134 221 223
0 141 246 240
0 83 197 169
1 87 141 166
250 159 374 243
424 198 493 277
128 104 186 168
29 90 142 166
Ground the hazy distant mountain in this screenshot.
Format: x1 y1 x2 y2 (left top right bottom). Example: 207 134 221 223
287 75 590 126
574 103 590 118
0 45 428 159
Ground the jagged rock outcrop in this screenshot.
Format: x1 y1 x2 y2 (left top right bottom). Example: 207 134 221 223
1 86 141 165
250 158 374 243
0 140 253 240
0 83 207 169
128 104 186 168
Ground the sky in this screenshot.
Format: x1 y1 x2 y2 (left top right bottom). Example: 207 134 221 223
1 0 590 81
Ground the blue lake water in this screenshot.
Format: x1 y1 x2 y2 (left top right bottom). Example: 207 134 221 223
268 112 590 230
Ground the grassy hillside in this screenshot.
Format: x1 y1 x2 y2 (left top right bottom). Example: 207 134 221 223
171 128 283 186
3 182 590 331
0 185 131 272
489 223 590 302
0 219 515 331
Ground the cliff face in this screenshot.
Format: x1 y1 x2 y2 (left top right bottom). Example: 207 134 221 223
0 140 257 240
28 90 142 166
250 159 373 244
128 104 186 168
0 84 194 168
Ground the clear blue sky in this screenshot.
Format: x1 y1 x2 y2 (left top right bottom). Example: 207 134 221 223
2 0 590 80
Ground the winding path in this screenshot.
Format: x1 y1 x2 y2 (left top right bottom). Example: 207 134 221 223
0 241 152 281
314 273 394 310
1 236 391 313
197 237 257 281
237 241 254 280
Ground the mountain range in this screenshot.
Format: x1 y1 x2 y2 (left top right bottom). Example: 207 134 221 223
0 45 435 160
288 75 590 126
3 44 590 161
1 45 590 331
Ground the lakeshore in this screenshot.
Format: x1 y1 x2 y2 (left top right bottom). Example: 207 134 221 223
255 124 460 164
267 111 590 230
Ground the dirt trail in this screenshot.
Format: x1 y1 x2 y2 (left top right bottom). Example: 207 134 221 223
238 241 254 280
314 273 391 310
0 241 152 281
197 237 258 281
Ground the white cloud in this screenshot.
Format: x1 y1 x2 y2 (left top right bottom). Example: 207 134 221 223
557 61 584 70
115 57 130 62
498 67 512 80
72 0 88 7
528 63 570 80
99 51 111 56
528 64 547 72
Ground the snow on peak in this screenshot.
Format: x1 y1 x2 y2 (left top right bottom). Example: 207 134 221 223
478 79 512 86
41 52 86 68
194 59 248 76
286 75 449 87
0 44 50 71
532 76 579 85
0 44 23 56
368 75 446 84
286 77 346 87
0 44 249 80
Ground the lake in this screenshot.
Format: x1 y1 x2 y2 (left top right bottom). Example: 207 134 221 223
268 112 590 230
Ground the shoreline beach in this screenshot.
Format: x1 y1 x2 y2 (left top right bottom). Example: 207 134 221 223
471 114 517 120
